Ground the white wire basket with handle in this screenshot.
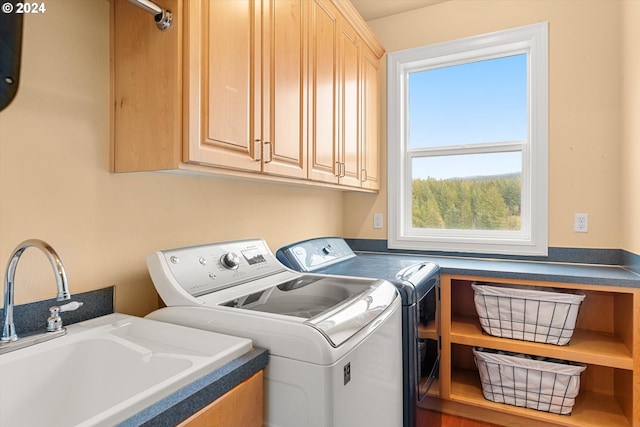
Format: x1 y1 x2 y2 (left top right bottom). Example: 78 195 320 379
472 283 585 345
473 347 586 415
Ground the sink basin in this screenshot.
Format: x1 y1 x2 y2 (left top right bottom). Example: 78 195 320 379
0 313 252 427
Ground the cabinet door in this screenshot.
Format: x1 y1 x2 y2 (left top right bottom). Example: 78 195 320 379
261 0 307 178
185 0 261 172
178 371 263 427
338 19 361 187
308 0 339 184
360 44 380 190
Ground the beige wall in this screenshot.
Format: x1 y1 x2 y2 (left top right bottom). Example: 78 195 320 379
345 0 629 250
622 0 640 255
0 0 637 317
0 0 343 315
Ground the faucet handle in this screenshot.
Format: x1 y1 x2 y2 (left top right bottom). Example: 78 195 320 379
47 301 83 332
59 301 84 313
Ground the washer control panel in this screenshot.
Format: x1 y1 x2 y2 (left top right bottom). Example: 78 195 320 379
147 239 286 299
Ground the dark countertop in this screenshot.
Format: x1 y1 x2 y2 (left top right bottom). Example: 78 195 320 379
119 347 268 427
320 252 640 289
430 254 640 288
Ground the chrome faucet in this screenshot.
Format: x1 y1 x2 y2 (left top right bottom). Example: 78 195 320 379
1 239 72 343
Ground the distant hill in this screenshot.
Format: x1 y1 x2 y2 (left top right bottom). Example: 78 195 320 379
444 172 521 182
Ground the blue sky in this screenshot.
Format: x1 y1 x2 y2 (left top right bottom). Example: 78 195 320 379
408 54 527 180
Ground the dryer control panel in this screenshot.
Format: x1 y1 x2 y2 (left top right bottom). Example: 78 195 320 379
276 237 356 272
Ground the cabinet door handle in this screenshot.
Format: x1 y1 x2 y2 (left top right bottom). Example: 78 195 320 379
362 168 368 182
264 141 273 163
335 161 341 177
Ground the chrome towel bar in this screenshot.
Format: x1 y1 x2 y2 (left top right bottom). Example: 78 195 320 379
127 0 172 31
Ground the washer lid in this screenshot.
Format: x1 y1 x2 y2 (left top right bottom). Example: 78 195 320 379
304 280 398 347
219 275 399 348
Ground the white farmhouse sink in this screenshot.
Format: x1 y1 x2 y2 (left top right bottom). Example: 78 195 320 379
0 313 252 427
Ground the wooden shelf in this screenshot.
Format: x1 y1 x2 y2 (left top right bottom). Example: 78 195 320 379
418 319 438 340
450 315 634 370
450 368 631 427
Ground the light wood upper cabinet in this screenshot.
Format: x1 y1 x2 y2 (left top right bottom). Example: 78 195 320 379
308 0 340 184
260 0 308 178
338 18 362 188
186 0 260 172
307 0 383 189
113 0 382 191
114 0 260 173
360 43 381 190
187 0 307 176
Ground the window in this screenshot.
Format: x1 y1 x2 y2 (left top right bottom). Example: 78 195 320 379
388 23 548 256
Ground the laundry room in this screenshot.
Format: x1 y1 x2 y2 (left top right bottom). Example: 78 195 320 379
0 0 639 426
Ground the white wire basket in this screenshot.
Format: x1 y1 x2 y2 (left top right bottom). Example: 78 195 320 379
472 283 586 345
473 347 586 415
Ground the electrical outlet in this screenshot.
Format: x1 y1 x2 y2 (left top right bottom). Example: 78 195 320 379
373 213 383 229
574 213 588 233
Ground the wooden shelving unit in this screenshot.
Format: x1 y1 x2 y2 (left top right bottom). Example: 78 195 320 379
423 274 640 427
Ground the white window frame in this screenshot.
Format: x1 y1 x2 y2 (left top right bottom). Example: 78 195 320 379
387 23 548 256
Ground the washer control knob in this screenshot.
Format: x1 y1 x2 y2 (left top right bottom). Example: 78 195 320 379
220 252 241 270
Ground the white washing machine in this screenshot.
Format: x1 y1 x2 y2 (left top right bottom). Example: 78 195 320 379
145 239 403 427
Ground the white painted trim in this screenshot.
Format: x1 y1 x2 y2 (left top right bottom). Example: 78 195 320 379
387 22 548 256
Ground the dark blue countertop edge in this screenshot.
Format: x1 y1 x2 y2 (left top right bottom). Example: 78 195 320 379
120 347 269 427
345 240 640 288
345 239 638 267
434 261 640 288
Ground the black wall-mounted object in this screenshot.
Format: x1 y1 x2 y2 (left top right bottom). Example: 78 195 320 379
0 4 24 112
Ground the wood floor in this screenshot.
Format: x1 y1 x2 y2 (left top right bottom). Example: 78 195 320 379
417 409 501 427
